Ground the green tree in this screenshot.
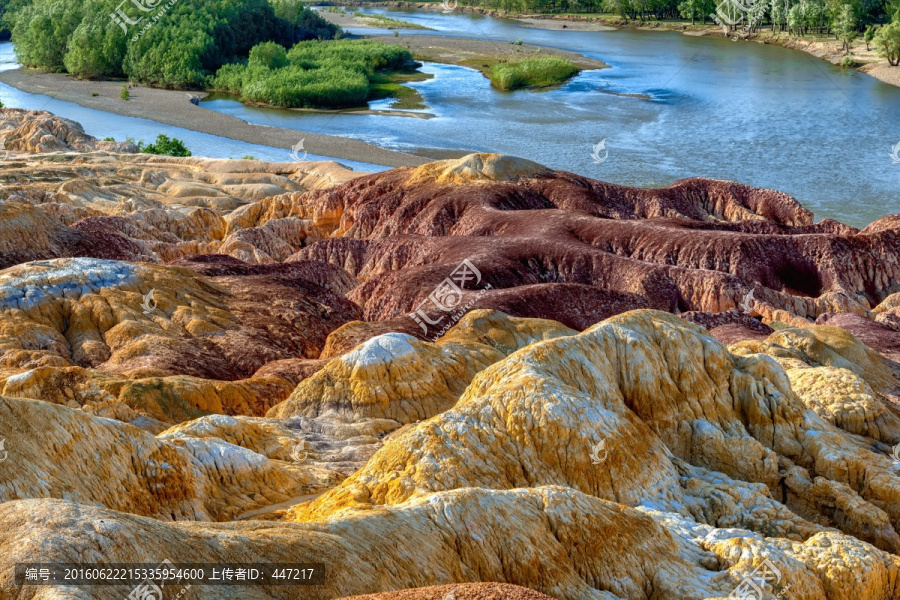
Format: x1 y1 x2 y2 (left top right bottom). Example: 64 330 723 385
678 0 710 24
864 24 876 49
12 0 301 86
269 0 341 41
788 4 803 33
770 0 792 32
11 0 82 71
0 0 31 33
832 3 857 52
873 21 900 64
64 10 127 78
120 83 129 100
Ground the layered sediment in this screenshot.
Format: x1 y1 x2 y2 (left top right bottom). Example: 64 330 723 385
1 110 899 600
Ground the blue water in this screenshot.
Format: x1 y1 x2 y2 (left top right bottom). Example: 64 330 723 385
205 8 900 227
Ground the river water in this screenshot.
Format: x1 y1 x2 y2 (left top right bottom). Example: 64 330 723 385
1 11 898 226
202 8 900 227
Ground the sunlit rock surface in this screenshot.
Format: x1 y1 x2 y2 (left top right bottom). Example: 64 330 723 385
1 111 899 599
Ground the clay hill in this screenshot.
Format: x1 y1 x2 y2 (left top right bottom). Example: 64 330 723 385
0 109 899 600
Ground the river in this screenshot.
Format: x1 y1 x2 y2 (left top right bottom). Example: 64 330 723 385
203 7 900 227
2 11 899 226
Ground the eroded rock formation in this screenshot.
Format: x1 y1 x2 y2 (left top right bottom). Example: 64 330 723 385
1 111 900 600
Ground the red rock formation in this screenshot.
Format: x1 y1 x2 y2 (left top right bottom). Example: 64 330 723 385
281 154 899 327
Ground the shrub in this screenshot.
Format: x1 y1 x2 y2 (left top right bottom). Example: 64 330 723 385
120 83 129 100
139 134 191 156
840 54 855 67
864 25 877 50
874 21 900 66
249 42 290 69
488 57 579 91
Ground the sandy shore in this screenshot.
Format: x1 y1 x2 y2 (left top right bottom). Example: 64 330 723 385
0 69 435 168
317 7 432 29
511 16 617 31
313 11 609 71
368 33 608 71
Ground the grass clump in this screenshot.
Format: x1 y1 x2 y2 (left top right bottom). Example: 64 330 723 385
138 134 191 156
488 56 578 91
211 39 414 109
368 69 432 109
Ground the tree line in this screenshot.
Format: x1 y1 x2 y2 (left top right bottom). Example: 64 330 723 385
455 0 900 61
8 0 340 87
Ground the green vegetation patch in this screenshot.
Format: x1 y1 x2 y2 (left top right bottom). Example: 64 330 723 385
211 39 417 109
353 12 432 29
487 56 579 91
139 134 192 156
11 0 340 87
368 69 433 109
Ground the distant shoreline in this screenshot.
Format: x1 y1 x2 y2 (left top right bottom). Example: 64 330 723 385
324 1 900 89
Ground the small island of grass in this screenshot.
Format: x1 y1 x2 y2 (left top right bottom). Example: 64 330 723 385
352 12 432 30
211 39 429 109
487 56 580 90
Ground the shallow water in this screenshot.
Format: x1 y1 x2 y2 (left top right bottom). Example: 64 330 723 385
203 8 900 227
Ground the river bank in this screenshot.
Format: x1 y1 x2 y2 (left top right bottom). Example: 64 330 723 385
359 33 608 73
0 69 436 167
325 1 900 88
314 10 608 74
0 33 605 162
